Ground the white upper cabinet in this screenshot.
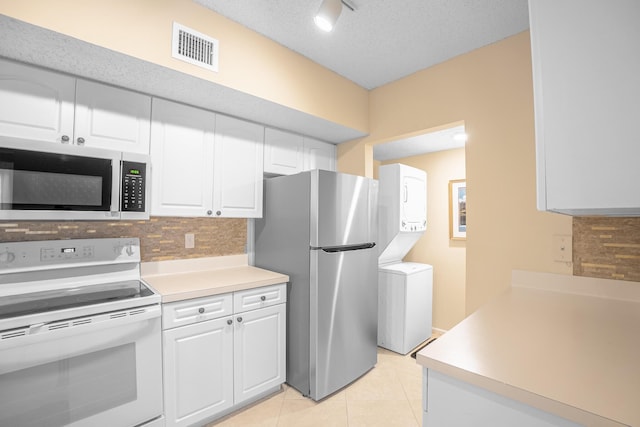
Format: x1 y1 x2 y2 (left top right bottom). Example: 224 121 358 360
0 58 151 154
150 103 264 219
303 137 336 172
213 115 264 218
74 79 151 153
0 58 75 144
264 129 336 176
150 98 215 217
529 0 640 215
263 128 304 175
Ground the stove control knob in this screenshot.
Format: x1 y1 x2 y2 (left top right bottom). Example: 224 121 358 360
0 251 15 263
198 307 205 314
125 245 134 256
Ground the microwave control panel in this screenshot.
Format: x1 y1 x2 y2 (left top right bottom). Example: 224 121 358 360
121 161 146 212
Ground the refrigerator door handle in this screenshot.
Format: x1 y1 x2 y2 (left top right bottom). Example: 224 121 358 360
314 243 376 253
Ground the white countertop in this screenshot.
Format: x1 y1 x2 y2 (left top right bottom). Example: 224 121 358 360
141 255 289 303
416 271 640 427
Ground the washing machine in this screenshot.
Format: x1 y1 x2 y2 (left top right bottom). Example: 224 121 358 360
378 262 433 354
377 163 433 354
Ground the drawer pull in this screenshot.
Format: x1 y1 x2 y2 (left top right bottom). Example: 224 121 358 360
227 319 233 325
237 316 243 323
198 307 205 314
260 296 266 301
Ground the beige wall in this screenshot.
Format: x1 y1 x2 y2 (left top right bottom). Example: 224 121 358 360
376 148 466 330
341 31 572 319
0 0 368 134
0 2 578 325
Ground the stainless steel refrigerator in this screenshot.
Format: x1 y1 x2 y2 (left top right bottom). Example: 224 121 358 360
255 170 378 401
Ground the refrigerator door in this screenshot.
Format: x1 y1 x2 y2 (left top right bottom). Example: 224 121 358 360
311 170 378 248
309 245 378 400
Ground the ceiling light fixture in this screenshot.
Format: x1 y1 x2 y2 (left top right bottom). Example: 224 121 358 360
452 132 468 142
314 0 355 32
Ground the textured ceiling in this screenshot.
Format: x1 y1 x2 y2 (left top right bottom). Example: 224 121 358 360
194 0 530 90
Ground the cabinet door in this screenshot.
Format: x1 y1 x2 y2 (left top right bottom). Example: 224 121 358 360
303 137 336 172
0 58 75 144
150 98 215 217
529 0 640 215
213 115 264 218
264 128 304 175
74 79 151 153
163 316 234 427
233 304 286 404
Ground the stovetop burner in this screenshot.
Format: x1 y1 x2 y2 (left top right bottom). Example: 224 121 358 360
0 238 160 331
0 280 155 320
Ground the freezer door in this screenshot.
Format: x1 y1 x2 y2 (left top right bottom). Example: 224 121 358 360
309 246 378 400
311 170 378 248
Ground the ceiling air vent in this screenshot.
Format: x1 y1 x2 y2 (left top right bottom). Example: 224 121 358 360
172 22 219 72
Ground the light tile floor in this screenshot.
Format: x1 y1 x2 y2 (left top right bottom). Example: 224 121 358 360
208 347 425 427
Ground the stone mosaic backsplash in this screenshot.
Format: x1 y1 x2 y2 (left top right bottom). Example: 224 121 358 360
573 217 640 282
0 217 247 262
2 215 637 282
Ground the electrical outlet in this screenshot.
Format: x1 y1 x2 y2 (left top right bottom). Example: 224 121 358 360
185 233 195 249
552 234 572 263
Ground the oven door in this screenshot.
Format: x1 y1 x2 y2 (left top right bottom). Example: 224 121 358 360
0 304 162 427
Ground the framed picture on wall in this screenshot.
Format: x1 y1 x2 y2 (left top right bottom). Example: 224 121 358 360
449 179 466 240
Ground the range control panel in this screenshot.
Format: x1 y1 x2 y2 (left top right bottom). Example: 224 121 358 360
0 238 140 271
40 245 94 261
120 160 146 213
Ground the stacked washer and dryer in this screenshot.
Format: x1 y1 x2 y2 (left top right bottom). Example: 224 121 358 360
377 163 433 355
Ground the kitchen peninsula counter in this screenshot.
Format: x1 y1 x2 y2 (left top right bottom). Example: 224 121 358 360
142 254 289 303
416 271 640 427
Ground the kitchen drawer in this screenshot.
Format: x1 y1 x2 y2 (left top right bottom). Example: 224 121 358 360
162 293 232 330
233 283 286 313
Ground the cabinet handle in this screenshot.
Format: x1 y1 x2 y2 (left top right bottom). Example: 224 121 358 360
206 210 213 216
237 316 243 323
76 137 85 145
198 307 205 314
61 135 70 143
216 211 222 216
227 319 233 325
260 296 266 301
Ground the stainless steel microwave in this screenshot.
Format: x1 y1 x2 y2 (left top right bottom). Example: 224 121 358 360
0 138 150 220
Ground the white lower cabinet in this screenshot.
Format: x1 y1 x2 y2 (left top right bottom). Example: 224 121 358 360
163 316 234 427
423 369 582 427
162 284 286 427
234 303 286 404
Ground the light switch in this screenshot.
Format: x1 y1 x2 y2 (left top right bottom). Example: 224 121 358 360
552 234 572 263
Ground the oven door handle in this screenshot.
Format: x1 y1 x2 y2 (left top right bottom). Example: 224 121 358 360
0 305 161 375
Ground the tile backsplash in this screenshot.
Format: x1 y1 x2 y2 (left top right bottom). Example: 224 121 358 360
573 217 640 282
0 217 247 262
4 216 636 281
